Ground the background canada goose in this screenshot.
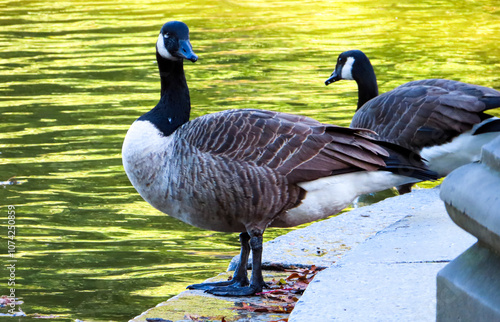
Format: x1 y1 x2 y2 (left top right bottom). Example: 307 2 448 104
122 23 436 296
325 50 500 193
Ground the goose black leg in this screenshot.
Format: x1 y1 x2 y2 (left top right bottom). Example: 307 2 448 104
187 232 250 290
206 231 267 296
397 183 413 195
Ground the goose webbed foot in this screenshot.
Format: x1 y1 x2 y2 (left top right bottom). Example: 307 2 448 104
207 232 266 297
188 231 267 297
186 232 251 291
187 276 249 291
204 281 267 296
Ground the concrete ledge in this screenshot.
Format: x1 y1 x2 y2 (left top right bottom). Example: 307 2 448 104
229 188 442 271
131 271 292 322
289 189 474 322
131 188 475 321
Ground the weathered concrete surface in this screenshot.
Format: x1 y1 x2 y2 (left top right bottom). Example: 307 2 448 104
289 188 475 322
229 188 441 271
131 188 475 322
438 136 500 321
131 271 293 322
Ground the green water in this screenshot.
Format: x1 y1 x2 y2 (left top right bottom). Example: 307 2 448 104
0 0 499 320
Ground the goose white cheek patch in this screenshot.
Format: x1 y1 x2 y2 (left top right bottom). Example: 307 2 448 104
341 56 355 80
157 33 176 60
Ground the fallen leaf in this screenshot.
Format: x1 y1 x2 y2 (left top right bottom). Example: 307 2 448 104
232 266 324 316
185 313 200 321
285 273 302 281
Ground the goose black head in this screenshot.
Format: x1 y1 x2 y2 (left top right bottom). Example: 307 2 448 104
156 21 198 63
325 50 373 85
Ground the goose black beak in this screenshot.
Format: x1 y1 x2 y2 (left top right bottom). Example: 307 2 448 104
178 39 198 62
325 71 341 85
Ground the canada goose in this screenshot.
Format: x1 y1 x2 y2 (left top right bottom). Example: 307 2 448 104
325 50 500 193
122 23 436 296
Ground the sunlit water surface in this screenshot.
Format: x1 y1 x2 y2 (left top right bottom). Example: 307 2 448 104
1 0 499 320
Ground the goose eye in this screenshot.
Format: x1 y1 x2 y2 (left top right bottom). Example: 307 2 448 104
164 32 170 38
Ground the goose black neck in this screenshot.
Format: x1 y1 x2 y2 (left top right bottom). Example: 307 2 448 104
157 53 187 97
139 53 191 137
354 64 379 110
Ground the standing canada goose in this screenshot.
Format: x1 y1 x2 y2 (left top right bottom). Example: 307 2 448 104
325 50 500 193
122 23 436 296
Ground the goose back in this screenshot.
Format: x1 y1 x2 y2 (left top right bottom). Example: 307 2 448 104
350 79 500 151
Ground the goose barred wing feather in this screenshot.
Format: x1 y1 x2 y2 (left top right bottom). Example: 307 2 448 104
400 79 500 98
351 80 500 151
180 109 390 184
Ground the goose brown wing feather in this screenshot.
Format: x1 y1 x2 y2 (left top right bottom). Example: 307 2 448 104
351 87 436 149
181 109 390 184
401 79 500 98
351 81 500 150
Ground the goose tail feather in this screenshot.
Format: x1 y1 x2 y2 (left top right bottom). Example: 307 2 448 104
375 140 439 181
481 96 500 110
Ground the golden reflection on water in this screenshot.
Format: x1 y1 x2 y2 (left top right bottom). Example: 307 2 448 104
1 0 499 320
